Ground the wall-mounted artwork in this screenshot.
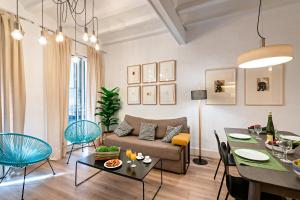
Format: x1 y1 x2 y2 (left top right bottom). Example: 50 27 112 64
159 84 176 105
127 65 141 84
159 60 176 82
142 85 157 105
205 68 236 105
142 63 157 83
245 64 284 105
127 86 141 105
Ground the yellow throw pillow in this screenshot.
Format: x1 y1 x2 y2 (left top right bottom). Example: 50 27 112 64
172 133 190 146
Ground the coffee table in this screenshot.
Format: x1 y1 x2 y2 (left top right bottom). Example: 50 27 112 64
75 151 162 200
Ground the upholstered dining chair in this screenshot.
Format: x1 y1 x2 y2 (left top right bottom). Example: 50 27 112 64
213 130 235 200
0 133 55 200
220 142 285 200
64 120 102 164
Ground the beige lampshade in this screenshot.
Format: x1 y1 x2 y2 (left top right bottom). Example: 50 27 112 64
237 44 293 68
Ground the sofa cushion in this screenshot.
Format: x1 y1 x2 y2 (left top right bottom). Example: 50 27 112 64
124 115 188 139
138 122 157 141
114 120 133 137
172 133 190 146
162 125 182 143
105 134 182 161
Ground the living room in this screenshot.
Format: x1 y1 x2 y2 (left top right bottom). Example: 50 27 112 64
0 0 300 199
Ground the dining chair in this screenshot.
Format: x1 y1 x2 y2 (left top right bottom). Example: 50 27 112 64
213 130 235 200
64 120 102 164
220 142 285 200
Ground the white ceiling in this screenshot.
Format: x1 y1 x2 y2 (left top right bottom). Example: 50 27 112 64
20 0 299 45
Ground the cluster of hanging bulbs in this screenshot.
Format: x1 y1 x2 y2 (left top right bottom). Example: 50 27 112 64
11 0 101 52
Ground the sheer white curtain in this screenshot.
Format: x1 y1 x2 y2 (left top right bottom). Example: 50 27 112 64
44 32 71 160
0 11 26 133
86 46 104 122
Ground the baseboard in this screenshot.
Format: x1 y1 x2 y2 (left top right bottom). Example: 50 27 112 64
190 148 219 159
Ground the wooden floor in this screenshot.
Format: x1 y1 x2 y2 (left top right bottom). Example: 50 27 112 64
0 147 234 200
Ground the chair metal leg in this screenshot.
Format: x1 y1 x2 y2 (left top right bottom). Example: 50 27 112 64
217 171 225 200
0 167 11 184
21 167 27 200
66 144 74 164
47 159 56 175
214 158 221 180
225 192 229 200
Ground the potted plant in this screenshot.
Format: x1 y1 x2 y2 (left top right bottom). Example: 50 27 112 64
95 87 121 144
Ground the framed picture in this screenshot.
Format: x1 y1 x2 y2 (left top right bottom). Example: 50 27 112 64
142 85 157 105
245 64 284 105
159 84 176 105
142 62 157 83
205 68 236 105
127 86 141 105
127 65 141 84
159 60 176 82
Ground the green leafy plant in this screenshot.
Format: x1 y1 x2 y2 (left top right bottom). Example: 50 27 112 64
96 145 119 152
95 87 121 132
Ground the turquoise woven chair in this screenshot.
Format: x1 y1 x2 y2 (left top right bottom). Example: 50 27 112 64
64 120 102 164
0 133 55 200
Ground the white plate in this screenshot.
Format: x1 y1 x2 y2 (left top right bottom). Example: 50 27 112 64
143 159 152 164
281 135 300 141
235 149 270 161
229 133 251 140
104 160 122 169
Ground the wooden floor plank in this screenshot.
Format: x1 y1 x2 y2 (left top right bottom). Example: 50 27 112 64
0 148 233 200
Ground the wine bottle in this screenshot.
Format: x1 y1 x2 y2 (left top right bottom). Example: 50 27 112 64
266 112 275 141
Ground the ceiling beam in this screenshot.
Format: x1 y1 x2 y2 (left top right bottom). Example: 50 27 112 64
148 0 186 45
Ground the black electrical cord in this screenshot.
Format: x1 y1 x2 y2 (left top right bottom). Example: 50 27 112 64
257 0 265 41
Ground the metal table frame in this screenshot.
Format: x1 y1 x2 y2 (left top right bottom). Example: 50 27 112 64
75 159 163 200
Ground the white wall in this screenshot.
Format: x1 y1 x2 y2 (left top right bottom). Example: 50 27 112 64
104 3 300 156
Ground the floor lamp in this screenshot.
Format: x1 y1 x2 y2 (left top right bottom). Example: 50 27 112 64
191 90 208 165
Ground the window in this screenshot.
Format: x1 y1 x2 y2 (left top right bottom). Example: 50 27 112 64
68 56 87 124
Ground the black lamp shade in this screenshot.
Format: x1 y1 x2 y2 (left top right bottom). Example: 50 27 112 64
191 90 207 100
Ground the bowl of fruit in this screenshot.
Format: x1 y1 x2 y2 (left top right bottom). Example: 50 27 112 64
95 145 120 161
292 159 300 177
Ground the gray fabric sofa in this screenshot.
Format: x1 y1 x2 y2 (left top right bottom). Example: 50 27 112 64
105 115 190 174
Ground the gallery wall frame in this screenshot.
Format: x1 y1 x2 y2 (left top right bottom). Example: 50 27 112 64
142 62 157 83
159 60 176 82
244 64 285 106
159 83 176 105
127 86 141 105
142 85 157 105
205 67 237 105
127 65 141 84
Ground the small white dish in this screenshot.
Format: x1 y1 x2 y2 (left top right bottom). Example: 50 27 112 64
229 133 251 140
143 159 152 164
280 135 300 141
136 156 144 160
235 149 270 161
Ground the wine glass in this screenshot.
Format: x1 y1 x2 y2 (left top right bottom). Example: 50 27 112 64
272 130 283 158
279 139 293 163
254 124 262 140
130 152 137 168
126 149 132 164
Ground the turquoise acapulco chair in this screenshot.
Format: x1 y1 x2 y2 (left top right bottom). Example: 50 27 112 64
64 120 102 164
0 133 55 200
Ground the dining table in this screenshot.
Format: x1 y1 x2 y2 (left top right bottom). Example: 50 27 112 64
225 128 300 200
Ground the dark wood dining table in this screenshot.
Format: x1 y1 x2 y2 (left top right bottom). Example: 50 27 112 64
225 128 300 200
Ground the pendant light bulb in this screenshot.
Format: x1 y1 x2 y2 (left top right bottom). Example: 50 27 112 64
82 27 89 42
90 31 97 43
72 55 80 63
95 43 100 51
56 26 64 42
38 30 47 45
11 22 24 40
